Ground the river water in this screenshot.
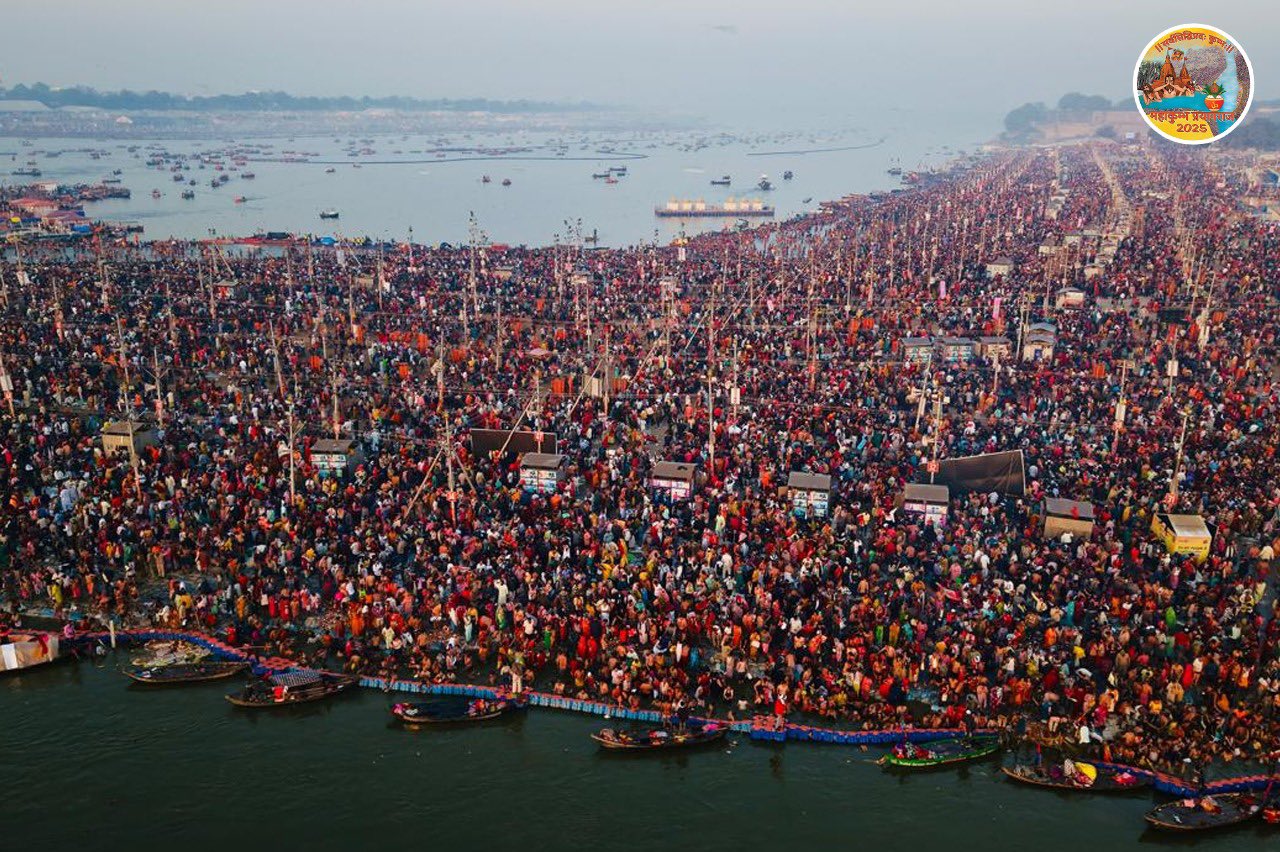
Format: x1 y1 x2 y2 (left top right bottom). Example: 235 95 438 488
2 659 1276 851
1 117 989 247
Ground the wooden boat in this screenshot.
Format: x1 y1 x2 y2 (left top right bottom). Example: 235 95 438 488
1 630 62 675
392 695 524 725
1145 793 1262 831
592 721 728 751
880 736 1000 769
1001 762 1151 792
124 660 249 685
225 670 356 708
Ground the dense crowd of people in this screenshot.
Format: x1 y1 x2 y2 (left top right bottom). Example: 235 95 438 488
2 140 1279 778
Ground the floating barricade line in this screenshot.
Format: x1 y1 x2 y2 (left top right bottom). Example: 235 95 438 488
73 629 1280 792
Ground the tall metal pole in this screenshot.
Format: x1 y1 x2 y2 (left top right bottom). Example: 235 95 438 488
151 348 165 427
0 347 15 417
1112 361 1128 455
1171 408 1190 501
287 396 297 508
116 316 142 500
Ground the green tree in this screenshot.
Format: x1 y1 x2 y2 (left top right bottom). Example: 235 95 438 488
1004 102 1047 134
1057 92 1111 111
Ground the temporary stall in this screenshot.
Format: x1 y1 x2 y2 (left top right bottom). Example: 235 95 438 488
311 438 363 474
1021 322 1057 362
1151 512 1212 562
520 453 564 494
1042 497 1095 540
902 337 933 365
975 336 1012 361
935 336 976 364
985 257 1015 278
1055 287 1085 308
901 483 950 527
787 472 832 518
650 461 696 501
101 420 158 455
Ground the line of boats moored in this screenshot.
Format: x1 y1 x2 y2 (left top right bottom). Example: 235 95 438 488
100 640 1280 830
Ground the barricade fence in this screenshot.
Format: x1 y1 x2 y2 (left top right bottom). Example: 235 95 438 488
78 629 1262 795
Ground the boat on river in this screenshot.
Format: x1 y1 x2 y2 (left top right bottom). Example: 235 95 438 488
124 660 249 685
1001 761 1150 792
592 720 728 751
392 695 525 725
1144 793 1262 831
0 630 61 675
880 736 1000 769
225 670 357 708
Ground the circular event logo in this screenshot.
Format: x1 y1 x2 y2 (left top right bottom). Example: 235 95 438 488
1133 23 1253 144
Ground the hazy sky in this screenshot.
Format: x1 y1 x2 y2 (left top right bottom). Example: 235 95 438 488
0 0 1273 124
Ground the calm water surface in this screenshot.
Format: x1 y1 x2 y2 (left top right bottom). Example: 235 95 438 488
0 120 989 246
2 659 1276 851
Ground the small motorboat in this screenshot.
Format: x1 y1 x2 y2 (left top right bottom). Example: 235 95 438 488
592 172 611 179
234 196 247 204
392 695 525 725
782 170 793 180
501 178 512 186
593 721 728 751
325 167 336 173
757 175 773 191
888 167 904 176
151 189 162 198
124 660 249 685
880 736 1000 769
604 176 618 184
241 172 255 179
710 175 731 186
225 670 357 708
319 209 340 219
1001 761 1151 793
1145 793 1262 832
609 165 627 174
181 190 195 200
482 175 492 183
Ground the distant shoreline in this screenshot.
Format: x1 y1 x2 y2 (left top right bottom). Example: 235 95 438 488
746 137 887 156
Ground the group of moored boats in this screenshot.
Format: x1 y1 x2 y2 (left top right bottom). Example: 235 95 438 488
120 640 357 705
878 735 1280 833
114 643 1280 829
